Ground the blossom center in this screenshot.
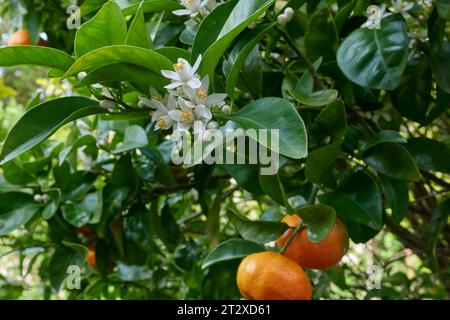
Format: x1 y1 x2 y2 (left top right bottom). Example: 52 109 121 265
180 109 194 123
174 61 185 72
157 117 168 130
196 88 208 100
153 93 162 101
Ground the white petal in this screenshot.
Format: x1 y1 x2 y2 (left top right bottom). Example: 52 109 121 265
205 94 227 106
169 110 182 122
194 105 212 120
173 9 192 16
187 77 202 89
192 54 202 74
161 70 180 81
201 75 210 92
178 122 192 131
165 82 183 90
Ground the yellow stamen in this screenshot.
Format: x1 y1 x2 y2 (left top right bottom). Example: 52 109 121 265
196 88 208 100
174 61 185 72
152 93 162 101
180 109 193 123
157 117 168 130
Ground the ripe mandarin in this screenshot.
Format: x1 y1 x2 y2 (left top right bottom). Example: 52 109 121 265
236 251 312 300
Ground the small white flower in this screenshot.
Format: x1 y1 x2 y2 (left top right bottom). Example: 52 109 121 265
222 104 231 114
284 7 294 19
161 55 202 90
184 75 227 107
361 5 390 30
145 94 177 131
207 121 219 129
77 72 87 80
391 0 414 13
169 97 212 131
277 13 290 26
34 194 43 203
173 0 209 19
99 100 116 110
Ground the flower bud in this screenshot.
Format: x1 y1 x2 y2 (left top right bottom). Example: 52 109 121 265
277 13 290 26
99 100 116 110
207 121 219 129
284 7 294 19
77 72 87 80
222 104 232 114
34 194 43 203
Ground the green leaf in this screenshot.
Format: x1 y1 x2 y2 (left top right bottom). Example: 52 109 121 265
319 171 383 230
202 239 264 269
49 244 87 290
125 204 155 252
379 174 409 225
437 0 450 20
61 191 103 227
126 2 153 49
58 135 97 165
391 56 432 124
227 209 288 244
296 204 337 243
0 97 105 166
337 14 408 90
361 130 407 153
363 143 421 181
192 0 275 77
122 0 182 17
0 46 74 71
113 125 149 153
405 138 450 174
305 143 340 184
75 1 128 58
74 63 164 92
225 23 276 99
2 160 35 185
335 0 356 34
41 189 62 220
427 198 450 267
0 192 40 236
259 173 287 206
230 97 308 159
315 100 347 142
64 45 172 79
291 89 338 107
304 7 338 61
224 163 264 194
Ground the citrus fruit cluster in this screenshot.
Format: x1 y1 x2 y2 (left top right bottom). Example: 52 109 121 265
236 214 349 300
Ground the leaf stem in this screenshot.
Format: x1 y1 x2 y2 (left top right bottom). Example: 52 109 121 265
276 26 323 90
279 222 306 255
308 184 319 205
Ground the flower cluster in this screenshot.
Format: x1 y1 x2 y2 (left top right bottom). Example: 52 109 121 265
173 0 220 26
139 55 228 140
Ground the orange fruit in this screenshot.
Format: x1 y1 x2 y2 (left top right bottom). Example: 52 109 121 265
236 251 313 300
8 30 33 45
8 29 48 46
276 214 349 270
87 247 97 269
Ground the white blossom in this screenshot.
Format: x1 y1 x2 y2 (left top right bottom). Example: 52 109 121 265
169 97 212 131
361 5 390 29
391 0 414 13
161 55 202 90
173 0 209 19
184 75 227 108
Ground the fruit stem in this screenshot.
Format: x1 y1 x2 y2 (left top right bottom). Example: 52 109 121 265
279 222 306 255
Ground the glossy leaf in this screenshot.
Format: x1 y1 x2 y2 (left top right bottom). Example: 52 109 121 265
126 2 153 49
337 14 408 90
361 130 407 153
363 142 421 181
379 174 409 225
192 0 275 77
75 2 127 58
227 209 288 244
291 89 338 107
0 46 74 71
113 125 149 153
297 204 337 243
122 0 182 16
0 97 105 166
49 244 87 290
319 171 383 230
405 138 450 174
305 7 338 61
65 46 172 78
0 192 40 236
202 239 264 269
225 23 276 99
437 0 450 20
61 191 102 227
305 143 340 184
229 97 308 159
315 100 347 142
